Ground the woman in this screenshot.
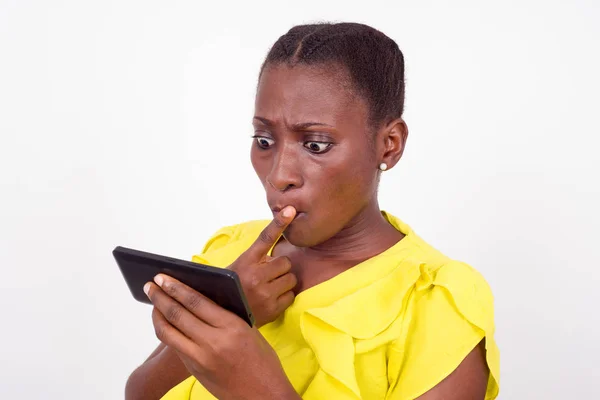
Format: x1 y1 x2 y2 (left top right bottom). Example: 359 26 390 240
126 22 500 400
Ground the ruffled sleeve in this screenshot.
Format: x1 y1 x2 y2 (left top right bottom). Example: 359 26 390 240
190 220 269 267
386 261 500 400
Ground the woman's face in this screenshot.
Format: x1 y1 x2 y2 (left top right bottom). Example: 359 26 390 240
251 64 380 247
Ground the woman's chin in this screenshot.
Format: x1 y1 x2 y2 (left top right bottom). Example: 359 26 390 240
283 214 319 247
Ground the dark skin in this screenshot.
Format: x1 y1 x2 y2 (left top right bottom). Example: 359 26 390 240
251 64 406 292
125 64 489 400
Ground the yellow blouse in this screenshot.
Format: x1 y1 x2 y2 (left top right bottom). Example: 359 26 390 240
161 212 500 399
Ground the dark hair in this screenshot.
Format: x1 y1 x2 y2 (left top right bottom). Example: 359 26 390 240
260 22 405 128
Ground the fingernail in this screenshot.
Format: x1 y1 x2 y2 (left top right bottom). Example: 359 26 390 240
154 274 164 287
282 206 295 218
143 282 151 296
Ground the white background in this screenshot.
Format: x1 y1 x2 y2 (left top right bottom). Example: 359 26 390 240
1 0 599 398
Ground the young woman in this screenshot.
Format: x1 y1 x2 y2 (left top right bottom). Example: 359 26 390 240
125 22 500 400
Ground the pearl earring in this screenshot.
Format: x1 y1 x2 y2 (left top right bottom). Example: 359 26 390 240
379 163 388 171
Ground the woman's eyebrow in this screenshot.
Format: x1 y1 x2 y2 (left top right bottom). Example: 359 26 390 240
253 116 333 129
253 116 272 126
292 121 334 130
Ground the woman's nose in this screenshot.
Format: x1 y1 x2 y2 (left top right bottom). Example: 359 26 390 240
266 145 303 192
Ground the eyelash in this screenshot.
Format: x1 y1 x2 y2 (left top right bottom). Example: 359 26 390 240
251 135 333 154
252 135 275 150
303 141 333 154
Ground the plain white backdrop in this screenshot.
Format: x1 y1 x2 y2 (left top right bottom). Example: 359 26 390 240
1 0 599 398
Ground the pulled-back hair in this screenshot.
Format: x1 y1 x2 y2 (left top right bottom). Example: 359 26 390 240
261 22 405 128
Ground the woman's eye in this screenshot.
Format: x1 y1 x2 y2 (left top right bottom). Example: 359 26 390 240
304 141 332 154
253 136 275 149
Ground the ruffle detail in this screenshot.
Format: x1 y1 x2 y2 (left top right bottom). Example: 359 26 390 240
298 258 448 398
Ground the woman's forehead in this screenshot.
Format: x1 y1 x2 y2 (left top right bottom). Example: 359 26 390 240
255 64 368 126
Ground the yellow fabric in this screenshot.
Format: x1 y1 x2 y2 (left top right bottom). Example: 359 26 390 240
161 213 500 399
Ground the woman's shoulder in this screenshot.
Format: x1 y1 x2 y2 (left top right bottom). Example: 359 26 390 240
387 213 494 307
191 219 269 267
402 227 496 324
410 256 496 346
430 259 495 309
200 219 270 249
382 227 500 398
371 228 499 398
395 224 496 338
385 256 500 399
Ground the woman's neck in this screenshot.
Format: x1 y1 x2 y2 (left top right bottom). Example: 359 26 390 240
299 202 404 263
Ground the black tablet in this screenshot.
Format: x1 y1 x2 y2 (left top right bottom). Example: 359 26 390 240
113 246 254 326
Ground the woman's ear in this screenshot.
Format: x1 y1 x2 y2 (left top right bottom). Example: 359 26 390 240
379 118 408 170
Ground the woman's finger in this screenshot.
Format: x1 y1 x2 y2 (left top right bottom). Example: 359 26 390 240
151 306 202 361
152 274 241 328
263 256 293 282
243 206 296 261
145 281 215 341
276 291 295 315
270 272 297 295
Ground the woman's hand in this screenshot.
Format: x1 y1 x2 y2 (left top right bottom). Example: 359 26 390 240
227 206 298 327
144 274 300 400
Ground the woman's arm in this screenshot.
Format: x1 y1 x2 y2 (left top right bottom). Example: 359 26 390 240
125 343 191 400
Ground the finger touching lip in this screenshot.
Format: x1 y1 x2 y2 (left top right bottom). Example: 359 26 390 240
271 209 305 219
